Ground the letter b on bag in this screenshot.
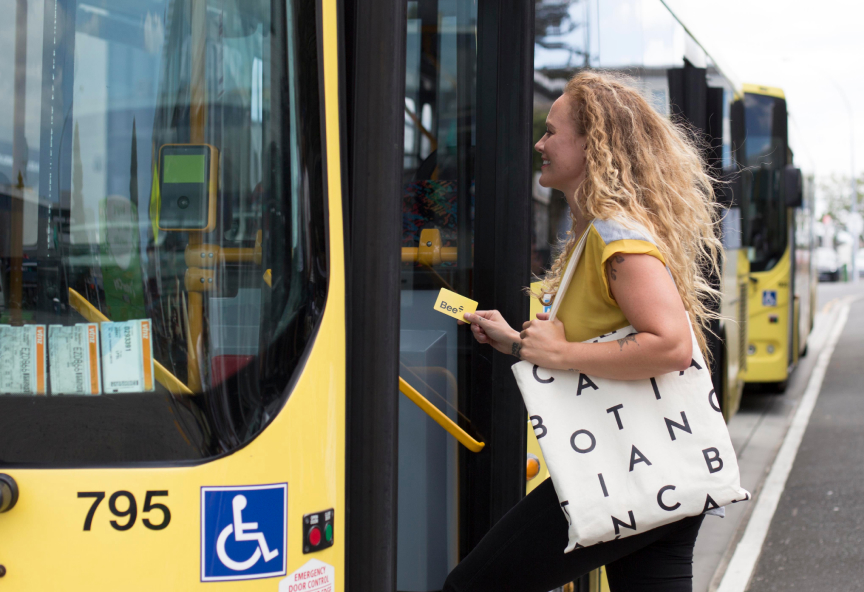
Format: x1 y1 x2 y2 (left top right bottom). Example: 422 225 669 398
702 447 723 474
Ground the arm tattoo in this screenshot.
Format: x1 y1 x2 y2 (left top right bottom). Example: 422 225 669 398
610 255 625 281
511 341 523 359
616 334 639 351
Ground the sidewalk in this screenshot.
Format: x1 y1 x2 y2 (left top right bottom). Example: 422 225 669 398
745 290 864 590
694 282 864 592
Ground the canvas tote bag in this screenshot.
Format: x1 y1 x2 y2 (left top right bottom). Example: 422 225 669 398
512 223 750 552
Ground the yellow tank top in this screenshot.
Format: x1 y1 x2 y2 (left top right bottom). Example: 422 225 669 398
531 219 666 343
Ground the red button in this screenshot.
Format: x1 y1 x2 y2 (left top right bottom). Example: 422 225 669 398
309 526 321 546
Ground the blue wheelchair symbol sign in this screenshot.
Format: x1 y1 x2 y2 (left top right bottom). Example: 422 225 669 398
201 483 287 582
762 290 778 307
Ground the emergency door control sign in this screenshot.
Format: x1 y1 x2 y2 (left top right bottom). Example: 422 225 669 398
201 483 287 582
280 559 335 592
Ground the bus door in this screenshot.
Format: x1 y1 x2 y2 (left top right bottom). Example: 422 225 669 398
392 0 533 589
396 1 478 587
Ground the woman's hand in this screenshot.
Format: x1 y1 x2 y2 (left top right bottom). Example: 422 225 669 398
518 313 569 365
461 310 520 356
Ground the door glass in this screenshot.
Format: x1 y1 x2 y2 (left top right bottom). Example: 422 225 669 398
398 0 477 588
0 0 327 465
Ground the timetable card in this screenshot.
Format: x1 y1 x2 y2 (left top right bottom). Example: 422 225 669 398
0 325 47 395
101 319 155 393
49 324 102 395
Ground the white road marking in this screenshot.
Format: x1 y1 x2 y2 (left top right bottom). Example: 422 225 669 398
716 299 852 592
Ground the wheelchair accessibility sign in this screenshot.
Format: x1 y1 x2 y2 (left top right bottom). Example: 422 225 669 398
201 483 287 582
762 290 778 307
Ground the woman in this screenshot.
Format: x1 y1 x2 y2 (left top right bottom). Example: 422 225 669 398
446 71 723 591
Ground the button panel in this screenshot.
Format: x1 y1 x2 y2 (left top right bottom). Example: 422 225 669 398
303 509 334 554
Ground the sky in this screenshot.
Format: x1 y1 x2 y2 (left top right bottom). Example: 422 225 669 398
665 0 864 181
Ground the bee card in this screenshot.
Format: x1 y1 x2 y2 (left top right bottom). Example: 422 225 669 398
433 288 478 322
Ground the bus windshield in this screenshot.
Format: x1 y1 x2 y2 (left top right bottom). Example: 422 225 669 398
742 92 788 272
0 0 326 465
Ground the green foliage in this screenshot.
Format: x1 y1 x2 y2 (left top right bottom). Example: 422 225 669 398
533 107 550 172
818 173 864 224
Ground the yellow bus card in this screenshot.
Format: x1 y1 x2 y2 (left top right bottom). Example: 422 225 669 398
49 324 102 395
100 319 155 393
433 288 478 322
0 325 47 395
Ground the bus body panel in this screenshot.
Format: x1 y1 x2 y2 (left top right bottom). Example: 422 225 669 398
744 245 793 383
719 247 749 420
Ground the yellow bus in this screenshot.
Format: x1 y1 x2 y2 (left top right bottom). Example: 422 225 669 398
739 84 816 390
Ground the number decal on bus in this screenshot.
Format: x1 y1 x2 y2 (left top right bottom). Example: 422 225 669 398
77 490 171 531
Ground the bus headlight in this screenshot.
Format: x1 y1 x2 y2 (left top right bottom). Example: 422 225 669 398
766 344 775 354
748 344 756 356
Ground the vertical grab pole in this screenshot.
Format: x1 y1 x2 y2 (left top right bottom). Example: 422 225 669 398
186 0 207 392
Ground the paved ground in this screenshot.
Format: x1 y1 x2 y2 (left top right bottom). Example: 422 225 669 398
692 280 864 592
746 283 864 591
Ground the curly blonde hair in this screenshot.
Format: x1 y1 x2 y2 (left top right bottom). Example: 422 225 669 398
539 70 723 357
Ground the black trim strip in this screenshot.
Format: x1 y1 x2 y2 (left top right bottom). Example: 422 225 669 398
460 0 534 556
343 0 406 589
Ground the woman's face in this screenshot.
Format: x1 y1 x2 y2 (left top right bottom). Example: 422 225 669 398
534 96 587 206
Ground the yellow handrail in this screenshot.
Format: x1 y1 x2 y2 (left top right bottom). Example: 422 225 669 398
398 376 485 453
67 288 194 396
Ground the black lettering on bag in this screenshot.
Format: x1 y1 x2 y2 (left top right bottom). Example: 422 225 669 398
732 492 751 504
532 365 554 384
657 485 680 511
530 415 547 439
560 501 572 525
665 411 692 441
629 445 652 471
570 429 596 454
702 494 721 514
611 511 637 535
577 373 599 396
680 358 702 375
650 377 661 400
606 404 625 430
702 447 724 473
598 473 609 497
709 388 721 412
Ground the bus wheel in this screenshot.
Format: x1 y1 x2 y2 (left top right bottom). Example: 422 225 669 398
765 380 788 394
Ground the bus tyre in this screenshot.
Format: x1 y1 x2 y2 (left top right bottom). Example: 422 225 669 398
765 380 787 394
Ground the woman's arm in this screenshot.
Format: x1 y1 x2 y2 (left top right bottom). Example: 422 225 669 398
464 252 693 380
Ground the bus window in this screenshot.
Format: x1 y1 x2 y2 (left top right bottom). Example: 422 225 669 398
0 0 326 464
398 0 477 588
743 92 788 272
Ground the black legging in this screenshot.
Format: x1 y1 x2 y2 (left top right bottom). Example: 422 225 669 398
443 478 705 592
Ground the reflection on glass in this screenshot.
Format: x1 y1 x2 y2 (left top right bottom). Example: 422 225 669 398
742 93 788 272
398 0 477 589
0 0 325 464
532 0 709 277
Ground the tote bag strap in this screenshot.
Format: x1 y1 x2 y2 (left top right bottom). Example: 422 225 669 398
548 222 593 322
